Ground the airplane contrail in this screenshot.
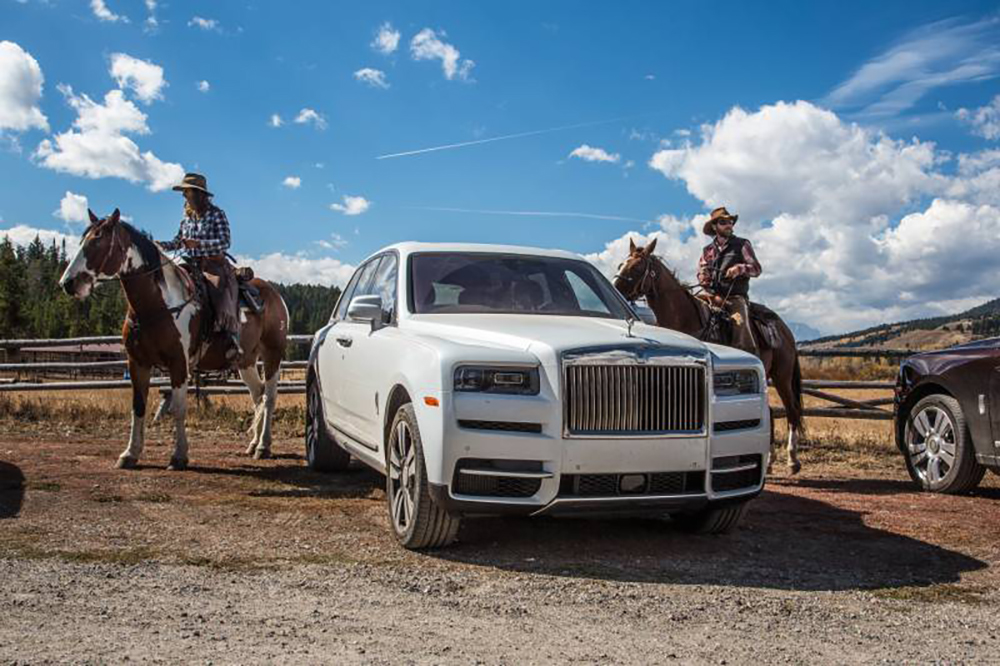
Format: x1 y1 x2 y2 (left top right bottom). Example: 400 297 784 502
376 116 635 160
407 206 652 224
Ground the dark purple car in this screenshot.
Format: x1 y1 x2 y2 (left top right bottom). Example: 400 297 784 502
894 339 1000 494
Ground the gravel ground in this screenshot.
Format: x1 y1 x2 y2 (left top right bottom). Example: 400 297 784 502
2 429 999 664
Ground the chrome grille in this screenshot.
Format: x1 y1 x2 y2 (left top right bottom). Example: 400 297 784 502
564 364 705 435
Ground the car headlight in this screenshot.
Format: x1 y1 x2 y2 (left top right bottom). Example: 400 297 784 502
713 369 760 396
454 365 540 395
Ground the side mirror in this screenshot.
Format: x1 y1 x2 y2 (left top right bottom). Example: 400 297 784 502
347 295 384 330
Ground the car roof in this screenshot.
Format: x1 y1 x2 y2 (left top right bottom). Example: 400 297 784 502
375 242 586 262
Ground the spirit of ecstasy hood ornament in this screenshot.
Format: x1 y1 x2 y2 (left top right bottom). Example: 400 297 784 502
625 315 636 338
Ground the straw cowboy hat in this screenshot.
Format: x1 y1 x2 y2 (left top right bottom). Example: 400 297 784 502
702 206 739 235
172 172 214 197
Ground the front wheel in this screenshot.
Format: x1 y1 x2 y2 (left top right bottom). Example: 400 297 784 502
903 394 984 494
305 375 350 472
672 501 749 534
386 404 460 549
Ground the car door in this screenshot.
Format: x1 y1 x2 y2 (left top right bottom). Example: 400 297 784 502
336 252 400 449
320 258 380 432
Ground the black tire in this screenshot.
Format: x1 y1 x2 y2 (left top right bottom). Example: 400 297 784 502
902 394 985 494
386 404 460 549
305 374 350 473
673 500 749 534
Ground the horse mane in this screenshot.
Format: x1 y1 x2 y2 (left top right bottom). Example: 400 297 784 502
120 222 164 283
649 254 691 290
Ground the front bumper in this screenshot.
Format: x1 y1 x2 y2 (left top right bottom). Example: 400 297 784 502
423 389 770 517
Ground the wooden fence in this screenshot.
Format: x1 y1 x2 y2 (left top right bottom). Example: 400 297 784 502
0 336 904 420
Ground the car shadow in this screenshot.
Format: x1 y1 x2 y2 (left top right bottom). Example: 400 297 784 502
781 475 1000 499
0 461 26 519
431 488 988 593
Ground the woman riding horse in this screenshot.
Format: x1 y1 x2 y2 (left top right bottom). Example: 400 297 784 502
159 173 242 365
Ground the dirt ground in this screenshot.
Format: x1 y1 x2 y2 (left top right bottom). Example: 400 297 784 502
2 406 1000 664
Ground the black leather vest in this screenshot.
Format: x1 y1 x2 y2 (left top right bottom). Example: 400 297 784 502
710 236 750 298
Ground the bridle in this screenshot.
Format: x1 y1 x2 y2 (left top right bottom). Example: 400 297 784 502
89 219 196 313
615 255 658 301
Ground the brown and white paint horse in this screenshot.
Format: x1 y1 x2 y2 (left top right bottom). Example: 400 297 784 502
59 209 289 469
614 238 805 474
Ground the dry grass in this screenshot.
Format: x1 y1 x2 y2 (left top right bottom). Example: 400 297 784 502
800 356 898 381
0 388 305 438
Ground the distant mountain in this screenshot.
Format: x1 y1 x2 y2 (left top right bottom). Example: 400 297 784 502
787 321 822 343
801 298 1000 351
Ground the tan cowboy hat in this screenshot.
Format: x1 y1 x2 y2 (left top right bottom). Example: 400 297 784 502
702 206 738 235
172 172 214 197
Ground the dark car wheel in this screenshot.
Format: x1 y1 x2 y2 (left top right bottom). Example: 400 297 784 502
903 394 985 494
386 404 460 549
672 500 749 534
305 374 351 473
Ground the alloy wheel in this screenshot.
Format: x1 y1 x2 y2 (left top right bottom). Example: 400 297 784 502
388 420 417 534
907 405 957 485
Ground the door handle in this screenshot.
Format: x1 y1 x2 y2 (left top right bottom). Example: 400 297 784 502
335 335 353 348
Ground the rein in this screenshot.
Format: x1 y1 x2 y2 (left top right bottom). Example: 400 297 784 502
95 223 197 317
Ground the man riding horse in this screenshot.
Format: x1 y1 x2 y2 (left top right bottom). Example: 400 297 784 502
696 206 761 357
159 173 242 364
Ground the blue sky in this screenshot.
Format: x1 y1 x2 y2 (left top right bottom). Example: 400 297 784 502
2 1 1000 334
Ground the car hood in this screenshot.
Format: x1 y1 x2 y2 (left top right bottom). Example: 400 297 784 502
405 314 712 364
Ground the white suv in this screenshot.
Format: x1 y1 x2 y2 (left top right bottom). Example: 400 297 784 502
306 243 770 549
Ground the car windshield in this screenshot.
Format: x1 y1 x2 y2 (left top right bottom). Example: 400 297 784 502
409 252 633 319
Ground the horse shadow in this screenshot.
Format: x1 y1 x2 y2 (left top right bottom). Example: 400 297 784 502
0 461 26 519
430 487 987 593
179 456 384 500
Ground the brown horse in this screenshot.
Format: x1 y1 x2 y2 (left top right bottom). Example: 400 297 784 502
58 209 289 469
614 238 805 473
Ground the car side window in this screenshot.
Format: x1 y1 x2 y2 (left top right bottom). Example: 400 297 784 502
369 253 398 323
334 258 379 322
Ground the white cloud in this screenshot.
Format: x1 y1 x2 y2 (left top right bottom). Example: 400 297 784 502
294 108 327 130
188 16 220 31
372 22 401 55
825 16 1000 117
0 41 48 134
235 252 356 287
269 113 283 128
354 67 389 89
91 0 127 23
282 176 301 189
330 195 370 216
957 94 1000 140
644 74 656 81
109 53 166 104
569 144 620 163
33 85 184 192
197 80 210 93
143 0 158 31
410 28 475 81
315 233 348 251
620 99 1000 334
54 191 89 224
0 224 81 255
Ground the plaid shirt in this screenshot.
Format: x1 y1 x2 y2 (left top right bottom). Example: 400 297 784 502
697 236 762 290
160 204 232 258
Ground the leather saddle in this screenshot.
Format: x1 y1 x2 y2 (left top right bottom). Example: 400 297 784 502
700 300 782 350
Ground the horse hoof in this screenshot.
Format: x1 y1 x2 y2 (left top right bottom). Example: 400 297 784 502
167 458 188 471
788 461 802 475
116 455 138 470
253 449 271 460
244 444 257 456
